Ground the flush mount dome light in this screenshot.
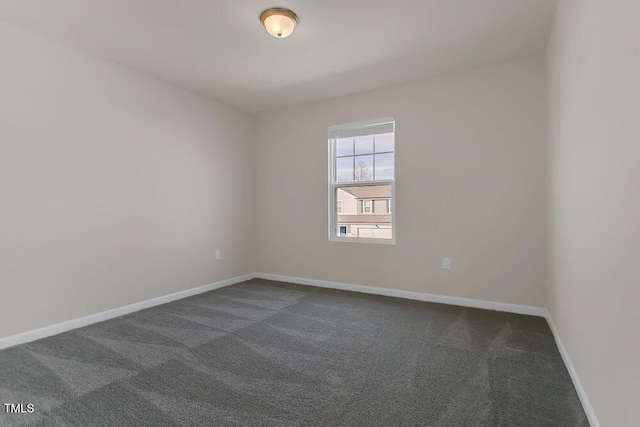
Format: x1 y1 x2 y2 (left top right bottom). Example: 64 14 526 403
260 8 298 38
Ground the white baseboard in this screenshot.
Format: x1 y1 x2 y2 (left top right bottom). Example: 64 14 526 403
255 272 597 426
544 311 600 427
0 273 256 350
255 272 548 317
1 270 598 426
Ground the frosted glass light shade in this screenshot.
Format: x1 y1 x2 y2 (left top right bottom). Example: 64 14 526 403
260 8 298 38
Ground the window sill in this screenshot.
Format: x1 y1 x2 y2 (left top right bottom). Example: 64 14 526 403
329 236 396 245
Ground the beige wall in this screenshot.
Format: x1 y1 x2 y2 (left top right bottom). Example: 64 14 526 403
547 1 640 425
255 57 547 307
0 23 255 339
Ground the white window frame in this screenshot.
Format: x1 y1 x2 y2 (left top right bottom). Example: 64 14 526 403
337 200 343 214
362 200 373 214
328 117 396 245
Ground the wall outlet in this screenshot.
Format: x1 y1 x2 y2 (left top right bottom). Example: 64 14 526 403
215 250 221 260
442 257 452 270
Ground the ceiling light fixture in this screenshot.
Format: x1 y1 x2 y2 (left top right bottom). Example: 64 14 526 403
260 8 298 38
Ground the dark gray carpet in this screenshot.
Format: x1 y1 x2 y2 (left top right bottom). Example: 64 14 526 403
0 279 588 426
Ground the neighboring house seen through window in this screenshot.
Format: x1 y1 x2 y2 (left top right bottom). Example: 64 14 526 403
328 118 395 243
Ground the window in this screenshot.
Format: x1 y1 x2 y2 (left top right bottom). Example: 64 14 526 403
329 118 395 243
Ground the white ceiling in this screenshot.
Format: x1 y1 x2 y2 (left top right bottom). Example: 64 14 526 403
0 0 558 112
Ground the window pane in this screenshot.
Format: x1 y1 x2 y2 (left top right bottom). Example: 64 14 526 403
335 184 392 239
354 155 373 181
374 153 394 180
336 157 354 182
355 135 374 155
375 132 394 153
336 138 353 157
